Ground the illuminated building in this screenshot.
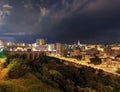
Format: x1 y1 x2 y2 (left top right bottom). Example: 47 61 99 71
36 38 45 45
16 43 26 47
38 45 47 51
47 44 56 51
6 42 15 46
70 49 80 57
56 43 65 56
111 46 120 50
96 45 104 52
85 45 96 50
0 40 5 48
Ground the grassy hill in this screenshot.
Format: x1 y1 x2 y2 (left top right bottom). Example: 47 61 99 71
0 55 120 92
0 73 61 92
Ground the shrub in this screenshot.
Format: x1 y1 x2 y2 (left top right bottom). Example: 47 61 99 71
116 68 120 74
90 56 102 65
7 58 29 79
75 86 96 92
0 81 26 92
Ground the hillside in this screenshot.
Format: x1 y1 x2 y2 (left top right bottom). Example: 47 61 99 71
0 55 120 92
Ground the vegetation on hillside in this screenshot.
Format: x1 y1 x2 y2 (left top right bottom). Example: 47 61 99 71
90 56 102 65
7 59 29 79
72 55 82 60
0 54 120 92
116 68 120 74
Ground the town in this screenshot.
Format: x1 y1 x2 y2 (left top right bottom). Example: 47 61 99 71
0 38 120 74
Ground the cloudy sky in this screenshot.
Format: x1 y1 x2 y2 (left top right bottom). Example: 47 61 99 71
0 0 120 44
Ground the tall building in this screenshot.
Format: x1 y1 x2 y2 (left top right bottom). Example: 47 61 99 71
47 44 56 51
78 40 81 46
56 43 65 56
6 42 15 46
0 40 5 48
36 38 45 45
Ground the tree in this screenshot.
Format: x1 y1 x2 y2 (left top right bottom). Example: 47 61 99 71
74 86 96 92
7 58 29 79
90 56 102 65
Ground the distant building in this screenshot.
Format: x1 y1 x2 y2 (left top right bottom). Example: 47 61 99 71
16 43 26 47
85 45 96 50
70 49 80 57
56 43 65 56
47 44 56 51
96 45 104 52
111 46 120 50
38 45 47 51
0 40 5 48
6 42 15 46
78 40 81 46
36 38 45 45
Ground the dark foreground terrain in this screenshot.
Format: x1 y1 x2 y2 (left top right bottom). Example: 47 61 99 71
0 54 120 92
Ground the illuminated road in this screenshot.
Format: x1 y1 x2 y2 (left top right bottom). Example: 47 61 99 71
49 55 120 76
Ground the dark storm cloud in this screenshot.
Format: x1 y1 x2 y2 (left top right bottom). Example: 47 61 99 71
0 0 120 43
46 0 120 44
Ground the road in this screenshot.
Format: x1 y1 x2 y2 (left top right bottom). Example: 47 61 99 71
49 55 120 76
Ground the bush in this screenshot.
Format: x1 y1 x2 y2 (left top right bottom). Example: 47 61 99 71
72 55 82 60
7 58 29 79
75 86 96 92
0 81 26 92
90 56 102 65
116 68 120 74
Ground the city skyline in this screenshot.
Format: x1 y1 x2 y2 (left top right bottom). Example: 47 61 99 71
0 0 120 44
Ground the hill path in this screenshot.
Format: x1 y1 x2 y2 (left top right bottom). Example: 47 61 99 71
49 55 120 76
0 68 7 80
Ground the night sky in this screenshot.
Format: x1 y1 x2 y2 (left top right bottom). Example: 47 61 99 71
0 0 120 44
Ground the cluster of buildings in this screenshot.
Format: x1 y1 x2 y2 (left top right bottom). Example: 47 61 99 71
65 43 120 69
0 39 65 56
1 39 120 68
